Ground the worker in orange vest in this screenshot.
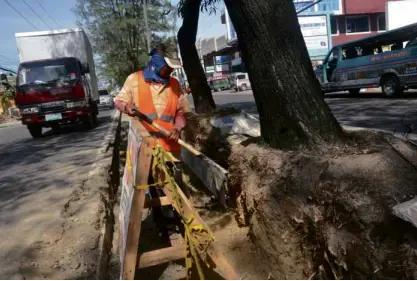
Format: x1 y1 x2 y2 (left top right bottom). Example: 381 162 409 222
114 43 191 231
115 44 190 153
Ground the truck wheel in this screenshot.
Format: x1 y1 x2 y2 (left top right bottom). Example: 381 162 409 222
28 124 42 138
381 75 403 98
349 89 361 96
82 114 94 130
92 112 98 127
240 84 248 91
51 124 60 134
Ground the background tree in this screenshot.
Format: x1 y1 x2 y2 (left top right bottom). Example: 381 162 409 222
0 88 15 115
75 0 174 86
178 0 343 148
178 0 216 113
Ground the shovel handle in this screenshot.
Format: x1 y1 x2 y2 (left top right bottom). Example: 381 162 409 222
178 139 202 156
133 108 202 156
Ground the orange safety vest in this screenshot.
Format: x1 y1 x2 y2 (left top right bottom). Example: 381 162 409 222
137 70 181 152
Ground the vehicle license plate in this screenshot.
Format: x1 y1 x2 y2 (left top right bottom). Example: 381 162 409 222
45 113 62 121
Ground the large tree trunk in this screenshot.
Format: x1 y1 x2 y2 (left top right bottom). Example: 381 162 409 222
223 0 343 149
177 0 216 114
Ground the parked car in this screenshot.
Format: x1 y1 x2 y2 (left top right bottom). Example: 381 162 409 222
98 89 115 109
231 72 251 91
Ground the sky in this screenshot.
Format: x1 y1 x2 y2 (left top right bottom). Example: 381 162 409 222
0 0 226 73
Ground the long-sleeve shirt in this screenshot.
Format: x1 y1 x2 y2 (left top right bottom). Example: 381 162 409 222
114 72 191 137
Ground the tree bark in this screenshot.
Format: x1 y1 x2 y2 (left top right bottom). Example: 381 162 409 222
177 0 216 114
223 0 343 149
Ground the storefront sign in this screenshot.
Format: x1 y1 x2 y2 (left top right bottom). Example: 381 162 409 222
215 55 233 64
304 36 328 50
231 57 242 66
214 64 230 72
298 15 327 37
205 66 215 73
119 121 141 278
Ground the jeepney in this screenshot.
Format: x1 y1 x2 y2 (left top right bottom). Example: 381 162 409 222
315 22 417 97
207 75 232 92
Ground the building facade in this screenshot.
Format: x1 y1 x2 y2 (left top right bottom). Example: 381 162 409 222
297 0 398 53
199 0 399 77
330 0 393 45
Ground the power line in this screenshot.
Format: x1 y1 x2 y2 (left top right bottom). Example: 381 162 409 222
4 0 39 31
22 0 53 29
0 61 18 68
0 65 17 74
34 0 62 29
0 59 16 66
0 55 19 64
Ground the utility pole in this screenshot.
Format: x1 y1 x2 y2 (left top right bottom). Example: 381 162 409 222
143 0 151 53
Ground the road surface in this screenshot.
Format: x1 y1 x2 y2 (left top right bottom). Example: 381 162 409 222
0 109 116 279
188 90 417 140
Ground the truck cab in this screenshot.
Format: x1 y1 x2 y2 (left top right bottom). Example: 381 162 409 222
16 57 98 138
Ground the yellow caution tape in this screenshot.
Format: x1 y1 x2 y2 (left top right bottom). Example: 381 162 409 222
135 181 169 190
151 145 214 280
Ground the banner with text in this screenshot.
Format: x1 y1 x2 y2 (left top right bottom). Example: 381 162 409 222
298 15 330 60
118 120 142 278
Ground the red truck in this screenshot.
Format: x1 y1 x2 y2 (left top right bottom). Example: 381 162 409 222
14 28 99 138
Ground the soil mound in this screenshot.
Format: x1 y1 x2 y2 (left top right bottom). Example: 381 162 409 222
185 113 417 279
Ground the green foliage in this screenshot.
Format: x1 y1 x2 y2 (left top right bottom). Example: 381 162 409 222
74 0 175 86
177 0 219 18
1 87 15 115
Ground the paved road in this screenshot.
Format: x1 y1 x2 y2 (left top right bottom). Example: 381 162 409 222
0 109 116 279
188 90 417 140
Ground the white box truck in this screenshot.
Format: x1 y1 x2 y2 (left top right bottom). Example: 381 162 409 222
14 28 99 138
386 0 417 30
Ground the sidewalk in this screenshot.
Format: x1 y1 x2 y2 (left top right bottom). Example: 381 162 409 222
0 120 22 129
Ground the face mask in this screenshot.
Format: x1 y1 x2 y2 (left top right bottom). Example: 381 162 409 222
159 65 173 78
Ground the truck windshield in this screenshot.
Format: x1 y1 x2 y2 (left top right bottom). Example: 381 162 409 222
18 59 78 86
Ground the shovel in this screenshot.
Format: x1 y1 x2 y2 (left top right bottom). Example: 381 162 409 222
132 108 229 205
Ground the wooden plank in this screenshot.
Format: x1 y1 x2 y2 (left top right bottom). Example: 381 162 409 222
138 244 185 269
122 139 153 280
162 184 239 280
144 196 171 208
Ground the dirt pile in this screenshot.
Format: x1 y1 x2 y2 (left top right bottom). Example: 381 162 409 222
184 113 417 279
